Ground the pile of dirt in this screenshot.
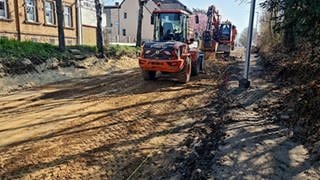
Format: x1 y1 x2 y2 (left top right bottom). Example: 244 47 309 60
0 56 139 95
259 46 320 158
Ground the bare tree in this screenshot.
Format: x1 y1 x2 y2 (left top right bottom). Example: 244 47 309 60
95 0 104 58
56 0 65 51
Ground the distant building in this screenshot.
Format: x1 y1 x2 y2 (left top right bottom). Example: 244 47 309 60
104 0 191 44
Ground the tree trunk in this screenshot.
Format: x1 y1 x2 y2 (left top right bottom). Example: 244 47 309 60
95 0 104 58
56 0 65 52
136 0 144 47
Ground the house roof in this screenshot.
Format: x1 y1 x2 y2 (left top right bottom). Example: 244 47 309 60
105 0 192 14
152 0 192 14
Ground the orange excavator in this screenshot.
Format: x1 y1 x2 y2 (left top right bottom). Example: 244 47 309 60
216 21 238 57
201 5 237 59
201 5 221 52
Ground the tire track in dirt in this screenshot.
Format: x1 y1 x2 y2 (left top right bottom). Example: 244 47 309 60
0 59 226 179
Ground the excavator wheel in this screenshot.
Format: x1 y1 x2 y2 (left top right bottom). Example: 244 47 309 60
142 70 156 81
199 54 206 73
178 57 191 83
191 57 201 76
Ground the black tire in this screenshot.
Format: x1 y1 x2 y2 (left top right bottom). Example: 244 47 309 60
199 54 205 73
178 57 191 83
142 70 156 81
191 58 201 76
224 52 231 58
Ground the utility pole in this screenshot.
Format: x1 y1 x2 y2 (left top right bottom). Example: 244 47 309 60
76 0 83 45
136 0 146 47
56 0 65 52
95 0 104 58
239 0 256 88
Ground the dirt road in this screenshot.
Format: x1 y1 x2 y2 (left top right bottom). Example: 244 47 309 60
1 54 319 179
0 59 226 179
210 57 320 179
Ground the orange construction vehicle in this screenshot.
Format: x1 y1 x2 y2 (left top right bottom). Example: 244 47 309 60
216 21 238 57
200 5 237 59
138 9 204 83
201 5 221 52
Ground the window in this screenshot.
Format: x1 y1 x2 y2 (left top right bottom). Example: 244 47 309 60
0 0 7 19
122 29 126 36
49 39 55 44
64 6 72 27
25 0 37 22
124 12 127 19
31 37 37 42
44 1 54 24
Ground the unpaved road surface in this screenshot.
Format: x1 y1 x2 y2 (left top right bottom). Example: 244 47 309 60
1 54 319 180
0 58 226 179
210 57 320 179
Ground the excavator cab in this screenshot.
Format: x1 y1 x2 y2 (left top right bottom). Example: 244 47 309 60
152 10 188 42
218 23 232 41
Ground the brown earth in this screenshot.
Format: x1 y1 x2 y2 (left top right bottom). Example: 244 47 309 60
0 57 227 179
1 50 318 180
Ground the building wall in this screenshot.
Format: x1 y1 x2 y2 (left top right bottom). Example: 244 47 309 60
105 7 120 43
0 0 77 45
106 0 159 44
0 0 18 39
82 25 96 45
17 0 77 45
142 2 158 41
80 0 105 46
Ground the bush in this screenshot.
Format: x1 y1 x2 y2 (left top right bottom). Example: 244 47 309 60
0 38 65 60
0 39 138 61
106 45 139 58
68 45 97 54
0 38 97 61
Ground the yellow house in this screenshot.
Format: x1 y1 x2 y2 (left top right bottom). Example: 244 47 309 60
0 0 106 46
0 0 77 45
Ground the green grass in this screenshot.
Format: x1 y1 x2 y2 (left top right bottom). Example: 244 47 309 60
106 45 139 58
0 38 138 61
68 45 97 55
0 38 64 60
0 38 97 61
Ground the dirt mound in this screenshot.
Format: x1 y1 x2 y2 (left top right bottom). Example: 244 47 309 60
0 56 139 95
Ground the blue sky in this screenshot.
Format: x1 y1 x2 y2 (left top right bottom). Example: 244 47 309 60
104 0 263 33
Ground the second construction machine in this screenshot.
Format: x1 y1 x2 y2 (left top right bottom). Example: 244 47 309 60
201 5 237 58
139 9 204 83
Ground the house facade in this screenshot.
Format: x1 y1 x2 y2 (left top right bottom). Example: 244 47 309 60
0 0 105 46
104 0 191 44
79 0 106 45
104 0 159 44
0 0 77 45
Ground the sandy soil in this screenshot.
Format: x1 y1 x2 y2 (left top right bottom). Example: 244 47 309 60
0 57 226 179
1 50 318 179
0 56 137 95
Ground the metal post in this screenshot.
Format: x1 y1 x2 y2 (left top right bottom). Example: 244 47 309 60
76 0 83 45
239 0 256 88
